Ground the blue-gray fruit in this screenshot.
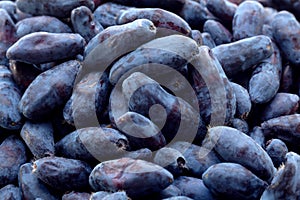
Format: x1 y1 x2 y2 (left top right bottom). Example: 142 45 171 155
203 19 232 45
272 11 300 66
33 156 92 191
7 32 85 64
0 1 17 22
0 184 22 200
261 114 300 145
212 35 273 77
89 157 174 198
0 8 17 66
20 121 55 158
18 163 59 200
117 8 192 36
248 28 282 104
8 61 41 92
0 66 23 130
178 0 217 30
261 152 300 199
201 32 216 49
83 19 157 72
109 34 199 85
115 112 166 151
232 1 264 40
203 163 268 200
19 60 81 120
173 176 216 200
0 135 27 188
191 30 203 46
230 118 249 134
16 16 72 38
190 46 236 125
260 93 299 121
122 72 206 144
207 0 237 25
230 82 251 119
202 126 275 182
71 6 103 42
93 2 131 28
55 127 129 163
266 139 288 168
